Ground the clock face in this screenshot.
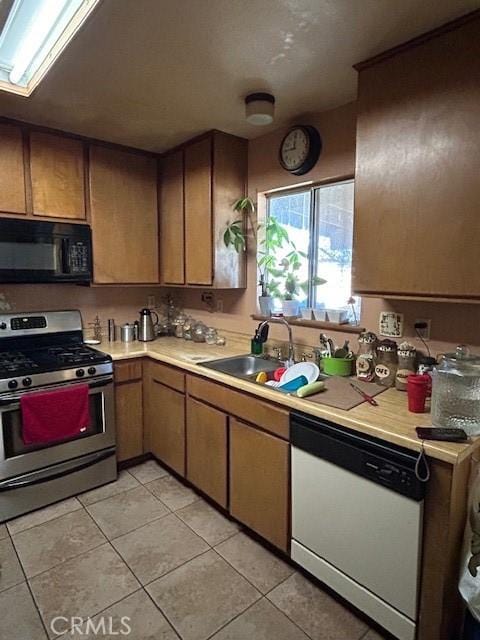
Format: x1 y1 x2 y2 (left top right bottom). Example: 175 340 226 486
280 128 309 172
279 126 322 175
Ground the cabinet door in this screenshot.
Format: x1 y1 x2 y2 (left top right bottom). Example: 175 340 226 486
230 418 289 551
89 145 159 283
144 378 185 475
0 123 26 214
160 150 184 284
186 397 227 508
30 132 86 219
184 137 212 285
353 19 480 298
115 380 143 462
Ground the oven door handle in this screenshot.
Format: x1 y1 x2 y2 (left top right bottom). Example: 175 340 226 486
0 377 113 405
0 447 116 492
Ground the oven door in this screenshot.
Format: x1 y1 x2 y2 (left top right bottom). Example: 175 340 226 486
0 377 115 482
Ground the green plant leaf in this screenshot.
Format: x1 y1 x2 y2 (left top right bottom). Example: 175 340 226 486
223 228 232 248
234 234 245 252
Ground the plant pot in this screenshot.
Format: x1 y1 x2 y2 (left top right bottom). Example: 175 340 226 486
300 307 314 320
258 296 273 316
282 299 299 318
313 308 326 321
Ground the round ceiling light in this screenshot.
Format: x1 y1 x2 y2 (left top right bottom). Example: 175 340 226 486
245 92 275 125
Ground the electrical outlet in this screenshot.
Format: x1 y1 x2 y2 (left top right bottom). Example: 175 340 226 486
146 295 156 308
414 319 431 340
216 298 224 313
201 291 215 312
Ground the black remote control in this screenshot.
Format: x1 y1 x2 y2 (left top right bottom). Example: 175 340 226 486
416 427 469 442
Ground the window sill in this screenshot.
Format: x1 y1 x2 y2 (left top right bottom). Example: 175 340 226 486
251 314 365 335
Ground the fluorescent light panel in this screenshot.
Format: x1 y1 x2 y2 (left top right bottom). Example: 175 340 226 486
0 0 99 95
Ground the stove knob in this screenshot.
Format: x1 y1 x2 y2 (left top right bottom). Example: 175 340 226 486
8 379 18 389
87 367 96 376
76 369 85 378
22 377 32 387
0 322 6 330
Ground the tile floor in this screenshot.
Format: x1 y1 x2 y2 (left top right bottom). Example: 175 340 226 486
0 459 386 640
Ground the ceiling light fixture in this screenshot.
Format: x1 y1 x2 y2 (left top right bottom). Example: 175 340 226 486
245 92 275 126
0 0 99 96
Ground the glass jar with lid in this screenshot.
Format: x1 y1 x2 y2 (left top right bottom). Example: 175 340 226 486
205 327 218 345
192 321 207 343
356 331 377 382
183 317 194 341
431 345 480 435
395 342 416 391
374 339 398 387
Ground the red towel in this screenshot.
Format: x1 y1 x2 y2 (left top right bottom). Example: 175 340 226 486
21 384 91 445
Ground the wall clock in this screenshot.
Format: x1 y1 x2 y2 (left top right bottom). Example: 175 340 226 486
279 125 322 175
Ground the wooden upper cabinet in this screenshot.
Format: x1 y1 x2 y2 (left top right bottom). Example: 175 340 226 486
30 132 86 220
211 132 248 288
178 131 247 288
160 150 185 284
0 123 26 215
89 145 159 284
184 136 213 285
353 18 480 299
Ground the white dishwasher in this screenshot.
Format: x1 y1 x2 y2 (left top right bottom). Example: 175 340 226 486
291 412 425 640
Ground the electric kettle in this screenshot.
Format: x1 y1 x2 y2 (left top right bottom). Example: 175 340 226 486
138 308 159 342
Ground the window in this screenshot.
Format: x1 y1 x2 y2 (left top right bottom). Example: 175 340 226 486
0 0 99 96
265 179 359 318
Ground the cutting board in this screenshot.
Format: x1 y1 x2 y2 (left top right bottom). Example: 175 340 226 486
304 376 387 411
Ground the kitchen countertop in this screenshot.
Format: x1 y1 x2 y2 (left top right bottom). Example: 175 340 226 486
101 334 479 465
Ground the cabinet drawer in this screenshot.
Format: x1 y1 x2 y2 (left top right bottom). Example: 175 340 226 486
114 359 142 383
187 375 289 440
144 360 185 392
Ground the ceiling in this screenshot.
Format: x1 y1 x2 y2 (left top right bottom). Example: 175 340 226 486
0 0 477 152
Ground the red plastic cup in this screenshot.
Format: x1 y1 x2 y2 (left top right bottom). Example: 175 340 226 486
407 374 430 413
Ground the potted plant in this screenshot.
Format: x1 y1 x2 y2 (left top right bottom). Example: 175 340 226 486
223 198 326 316
266 250 326 317
223 198 290 316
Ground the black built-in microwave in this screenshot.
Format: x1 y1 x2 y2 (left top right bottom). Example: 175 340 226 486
0 219 92 283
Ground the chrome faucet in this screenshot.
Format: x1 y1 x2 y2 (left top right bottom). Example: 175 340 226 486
258 316 295 365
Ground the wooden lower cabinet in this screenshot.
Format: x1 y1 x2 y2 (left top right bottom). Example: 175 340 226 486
115 380 143 462
186 397 228 508
229 417 289 552
144 376 186 476
114 360 144 463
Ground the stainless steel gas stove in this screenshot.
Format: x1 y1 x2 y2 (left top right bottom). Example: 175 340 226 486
0 310 117 522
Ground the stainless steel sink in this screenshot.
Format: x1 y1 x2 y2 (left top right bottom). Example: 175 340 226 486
200 354 281 379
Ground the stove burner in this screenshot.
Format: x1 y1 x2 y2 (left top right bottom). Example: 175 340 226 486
0 351 40 375
47 345 104 365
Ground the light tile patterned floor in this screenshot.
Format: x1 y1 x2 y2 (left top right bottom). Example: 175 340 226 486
0 460 386 640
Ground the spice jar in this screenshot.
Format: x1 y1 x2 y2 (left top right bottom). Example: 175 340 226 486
395 342 416 391
375 339 398 387
356 331 377 382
